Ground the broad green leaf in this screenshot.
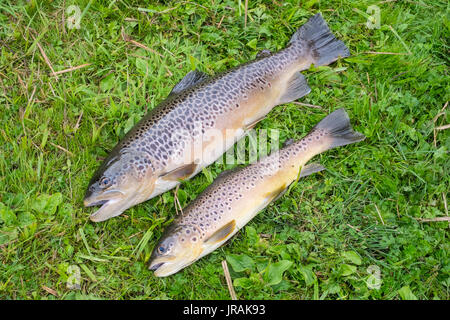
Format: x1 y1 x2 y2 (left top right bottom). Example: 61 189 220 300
0 227 18 245
58 203 74 223
17 212 36 227
188 55 197 70
124 115 137 134
256 259 269 273
304 0 320 9
176 188 187 207
136 58 149 75
234 277 253 289
202 167 213 184
342 251 362 265
264 260 293 286
327 283 341 295
100 73 115 91
226 254 254 272
46 193 63 214
31 195 47 214
201 31 223 43
398 286 418 300
31 193 63 216
298 265 317 287
340 264 357 276
247 38 258 50
0 203 17 226
245 226 259 245
162 192 173 204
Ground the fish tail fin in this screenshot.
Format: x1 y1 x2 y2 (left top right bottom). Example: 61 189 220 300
314 108 365 151
290 13 350 66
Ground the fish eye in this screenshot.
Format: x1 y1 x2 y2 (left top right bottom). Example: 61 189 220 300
157 246 166 254
100 177 111 188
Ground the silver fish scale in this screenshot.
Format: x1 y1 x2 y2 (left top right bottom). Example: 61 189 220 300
109 45 303 179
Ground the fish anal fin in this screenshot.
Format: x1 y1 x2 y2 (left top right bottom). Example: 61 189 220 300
265 164 325 203
161 163 197 181
244 116 265 130
299 163 326 179
278 72 311 105
265 183 287 202
204 220 236 244
169 70 209 96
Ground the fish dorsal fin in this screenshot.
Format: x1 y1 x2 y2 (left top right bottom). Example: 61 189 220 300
256 49 272 59
299 163 326 178
204 220 236 244
216 169 234 179
278 72 311 105
215 166 242 180
160 163 198 181
169 70 209 96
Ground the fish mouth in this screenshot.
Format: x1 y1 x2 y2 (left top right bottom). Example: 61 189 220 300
148 258 182 277
148 248 203 277
88 198 125 222
84 191 129 222
148 262 165 271
84 190 124 206
84 199 109 207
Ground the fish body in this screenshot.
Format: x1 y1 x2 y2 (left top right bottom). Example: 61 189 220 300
84 13 350 222
148 109 365 276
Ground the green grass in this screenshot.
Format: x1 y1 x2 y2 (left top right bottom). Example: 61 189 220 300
0 0 449 300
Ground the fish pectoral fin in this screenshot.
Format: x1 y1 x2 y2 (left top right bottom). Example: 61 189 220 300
204 220 236 244
169 70 209 96
265 183 288 203
160 163 198 181
299 163 326 179
278 72 311 105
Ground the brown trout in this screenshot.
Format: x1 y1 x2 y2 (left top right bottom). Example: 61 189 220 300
84 13 350 222
148 109 365 276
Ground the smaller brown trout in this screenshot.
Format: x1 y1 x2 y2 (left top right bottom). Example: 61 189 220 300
148 109 365 276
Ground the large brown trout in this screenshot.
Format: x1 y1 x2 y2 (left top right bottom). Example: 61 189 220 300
84 13 350 222
148 109 365 276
